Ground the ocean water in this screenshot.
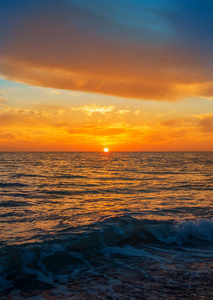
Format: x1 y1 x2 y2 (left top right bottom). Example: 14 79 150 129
0 152 212 299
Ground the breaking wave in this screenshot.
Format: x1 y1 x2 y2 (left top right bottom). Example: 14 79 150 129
0 215 213 295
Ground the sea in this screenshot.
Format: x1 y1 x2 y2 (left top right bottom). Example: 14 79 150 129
0 152 212 299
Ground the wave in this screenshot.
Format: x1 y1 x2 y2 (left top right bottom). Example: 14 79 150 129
0 200 31 207
85 216 213 248
12 173 47 178
56 174 87 179
154 218 213 245
0 182 28 187
0 216 212 292
2 216 213 250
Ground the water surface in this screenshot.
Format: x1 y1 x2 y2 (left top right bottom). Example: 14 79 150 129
0 152 212 299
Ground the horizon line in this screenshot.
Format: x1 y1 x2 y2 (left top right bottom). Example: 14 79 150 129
0 150 212 153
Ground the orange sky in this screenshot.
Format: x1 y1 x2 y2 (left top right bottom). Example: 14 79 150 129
0 0 212 151
0 81 212 151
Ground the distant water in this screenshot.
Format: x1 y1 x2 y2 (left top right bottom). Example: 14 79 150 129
0 152 212 299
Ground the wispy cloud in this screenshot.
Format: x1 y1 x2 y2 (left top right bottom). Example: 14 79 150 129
117 109 131 115
133 110 141 116
71 104 115 116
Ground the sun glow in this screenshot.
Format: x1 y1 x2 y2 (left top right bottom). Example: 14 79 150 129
104 148 109 152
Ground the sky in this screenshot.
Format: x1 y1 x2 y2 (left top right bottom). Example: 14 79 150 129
0 0 212 151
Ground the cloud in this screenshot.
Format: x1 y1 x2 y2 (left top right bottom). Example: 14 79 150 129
0 109 54 127
68 123 129 136
117 109 131 115
197 114 213 133
161 114 213 136
71 104 115 116
0 131 16 140
1 0 213 100
134 110 141 116
161 118 192 128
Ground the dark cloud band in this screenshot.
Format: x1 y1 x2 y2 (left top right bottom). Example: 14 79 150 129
0 0 213 100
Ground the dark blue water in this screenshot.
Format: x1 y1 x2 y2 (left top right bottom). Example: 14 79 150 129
0 152 212 299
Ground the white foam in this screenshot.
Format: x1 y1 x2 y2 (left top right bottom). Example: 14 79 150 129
149 218 213 245
101 245 163 261
21 250 53 284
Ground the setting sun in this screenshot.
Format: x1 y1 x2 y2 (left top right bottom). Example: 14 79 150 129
104 148 109 152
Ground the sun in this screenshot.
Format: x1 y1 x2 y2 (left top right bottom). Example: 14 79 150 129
104 148 109 153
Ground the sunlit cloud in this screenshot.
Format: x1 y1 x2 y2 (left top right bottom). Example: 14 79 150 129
117 109 131 115
199 116 213 133
0 131 16 140
161 118 192 128
0 108 211 151
194 114 213 133
1 0 213 100
133 110 141 116
71 104 115 116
